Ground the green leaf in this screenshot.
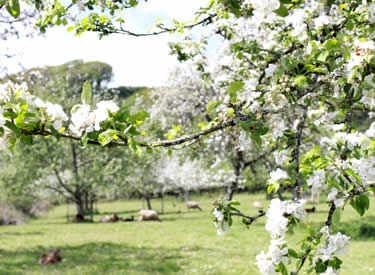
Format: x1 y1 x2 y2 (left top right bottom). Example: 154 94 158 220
251 133 262 147
315 261 327 273
168 148 173 156
131 110 150 126
345 168 362 183
295 75 309 89
3 111 18 119
317 51 329 63
98 129 119 146
288 249 298 258
207 101 222 114
4 121 21 136
278 262 288 275
273 4 289 17
350 194 370 216
328 257 343 269
80 132 89 147
136 145 143 157
345 19 354 31
267 184 274 194
81 80 92 105
6 0 20 18
348 65 359 83
50 126 61 142
115 108 130 122
228 81 244 102
128 0 138 6
325 39 341 51
20 134 33 145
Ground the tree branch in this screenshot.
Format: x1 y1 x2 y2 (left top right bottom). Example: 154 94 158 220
291 106 308 200
232 210 265 226
109 15 215 37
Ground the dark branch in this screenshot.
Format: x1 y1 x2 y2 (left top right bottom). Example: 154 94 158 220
291 106 308 200
232 210 265 226
111 15 215 37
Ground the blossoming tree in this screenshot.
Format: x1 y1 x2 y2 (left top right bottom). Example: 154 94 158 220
2 0 375 274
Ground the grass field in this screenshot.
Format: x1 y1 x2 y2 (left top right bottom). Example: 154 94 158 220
1 193 375 275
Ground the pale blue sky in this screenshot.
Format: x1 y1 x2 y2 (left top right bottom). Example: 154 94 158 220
2 0 212 87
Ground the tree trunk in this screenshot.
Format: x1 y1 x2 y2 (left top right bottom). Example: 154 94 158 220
145 195 152 210
160 194 164 214
226 151 245 201
226 184 236 201
84 190 90 213
75 198 85 216
184 190 190 202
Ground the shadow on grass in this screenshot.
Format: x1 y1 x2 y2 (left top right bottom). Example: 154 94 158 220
0 241 207 275
307 215 375 240
333 216 375 240
0 231 44 236
96 209 140 216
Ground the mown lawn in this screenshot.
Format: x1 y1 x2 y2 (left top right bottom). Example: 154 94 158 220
1 193 375 274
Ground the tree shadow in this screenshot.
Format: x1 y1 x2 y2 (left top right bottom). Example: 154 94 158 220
307 215 375 240
332 216 375 240
0 231 43 237
95 209 140 216
0 241 207 274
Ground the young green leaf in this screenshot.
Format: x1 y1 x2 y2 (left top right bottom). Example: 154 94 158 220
207 101 222 114
273 4 289 17
81 80 92 105
228 81 244 102
98 129 120 146
6 0 20 18
350 194 370 216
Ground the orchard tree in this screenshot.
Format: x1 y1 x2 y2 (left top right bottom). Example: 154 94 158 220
156 152 234 201
2 0 375 274
141 64 292 200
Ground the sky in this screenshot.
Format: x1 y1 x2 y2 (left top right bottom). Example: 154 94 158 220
2 0 210 87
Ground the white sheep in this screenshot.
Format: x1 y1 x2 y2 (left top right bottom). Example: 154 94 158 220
186 201 202 211
253 201 263 209
138 210 161 222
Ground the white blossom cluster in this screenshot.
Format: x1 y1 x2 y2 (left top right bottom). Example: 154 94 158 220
327 188 345 208
273 150 289 166
313 227 350 274
307 170 327 193
213 208 229 236
69 100 119 136
256 238 289 275
0 82 69 130
265 198 306 239
256 199 306 274
0 81 69 152
268 168 288 186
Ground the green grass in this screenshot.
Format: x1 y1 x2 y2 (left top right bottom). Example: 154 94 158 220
1 193 375 274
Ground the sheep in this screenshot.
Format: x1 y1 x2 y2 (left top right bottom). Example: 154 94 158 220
138 210 161 222
305 206 316 213
186 201 202 211
122 215 134 222
72 214 85 222
99 213 120 223
253 201 263 209
39 248 62 265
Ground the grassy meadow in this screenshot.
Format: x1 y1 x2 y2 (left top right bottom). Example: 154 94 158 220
1 193 375 274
